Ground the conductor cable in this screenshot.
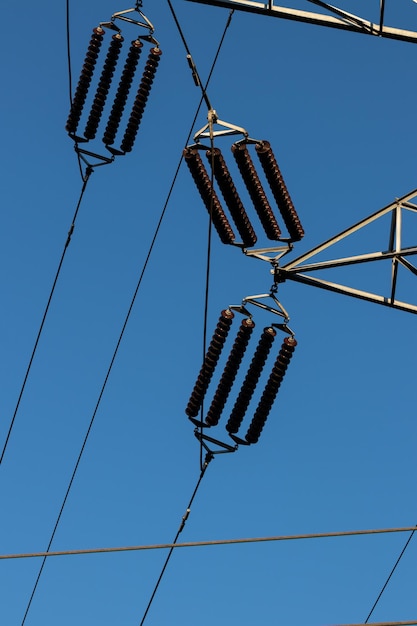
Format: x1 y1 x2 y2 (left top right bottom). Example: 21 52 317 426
364 525 416 623
2 525 415 560
166 0 234 110
0 167 93 466
138 452 213 626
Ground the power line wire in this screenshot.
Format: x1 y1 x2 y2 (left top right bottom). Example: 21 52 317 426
364 525 416 623
0 167 93 467
1 525 415 561
139 452 213 626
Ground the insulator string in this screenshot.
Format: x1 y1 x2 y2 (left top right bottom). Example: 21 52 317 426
255 140 304 241
120 47 162 153
84 33 124 140
232 142 282 240
66 27 104 135
245 336 297 444
183 147 236 245
206 147 257 247
205 318 255 426
186 310 234 418
226 327 276 434
102 39 143 147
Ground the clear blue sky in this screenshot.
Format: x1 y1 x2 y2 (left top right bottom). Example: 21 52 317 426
0 1 416 624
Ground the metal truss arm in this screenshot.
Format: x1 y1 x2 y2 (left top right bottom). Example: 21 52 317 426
185 0 417 44
276 189 417 315
279 270 417 315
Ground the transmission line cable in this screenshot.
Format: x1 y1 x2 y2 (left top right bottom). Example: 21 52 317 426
0 167 93 467
2 525 415 561
0 0 93 466
139 453 213 626
364 525 416 623
20 9 235 622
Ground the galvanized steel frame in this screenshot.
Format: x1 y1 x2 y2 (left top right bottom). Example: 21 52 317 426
276 189 417 314
186 0 417 44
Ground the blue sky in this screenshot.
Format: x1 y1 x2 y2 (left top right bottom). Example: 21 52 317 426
0 1 416 624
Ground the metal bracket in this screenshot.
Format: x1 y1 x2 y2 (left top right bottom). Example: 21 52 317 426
194 429 238 455
193 109 249 143
100 6 159 45
229 292 291 324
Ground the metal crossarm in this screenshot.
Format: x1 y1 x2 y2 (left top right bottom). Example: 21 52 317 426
276 189 417 314
185 0 417 44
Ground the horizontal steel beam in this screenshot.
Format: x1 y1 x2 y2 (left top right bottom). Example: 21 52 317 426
279 270 417 315
186 0 417 43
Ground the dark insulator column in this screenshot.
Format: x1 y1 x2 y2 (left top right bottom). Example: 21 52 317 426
102 39 143 146
226 327 276 434
84 33 124 140
185 310 234 418
183 148 236 245
232 142 282 240
245 336 297 444
66 27 104 136
120 47 162 153
255 140 304 241
205 318 255 426
206 148 257 247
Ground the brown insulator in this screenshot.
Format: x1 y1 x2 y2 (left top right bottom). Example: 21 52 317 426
183 148 235 245
226 327 276 434
66 27 104 135
232 142 282 240
255 141 304 241
205 318 255 426
120 47 162 153
245 336 297 444
102 39 143 146
84 34 124 140
185 310 234 418
206 148 257 247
